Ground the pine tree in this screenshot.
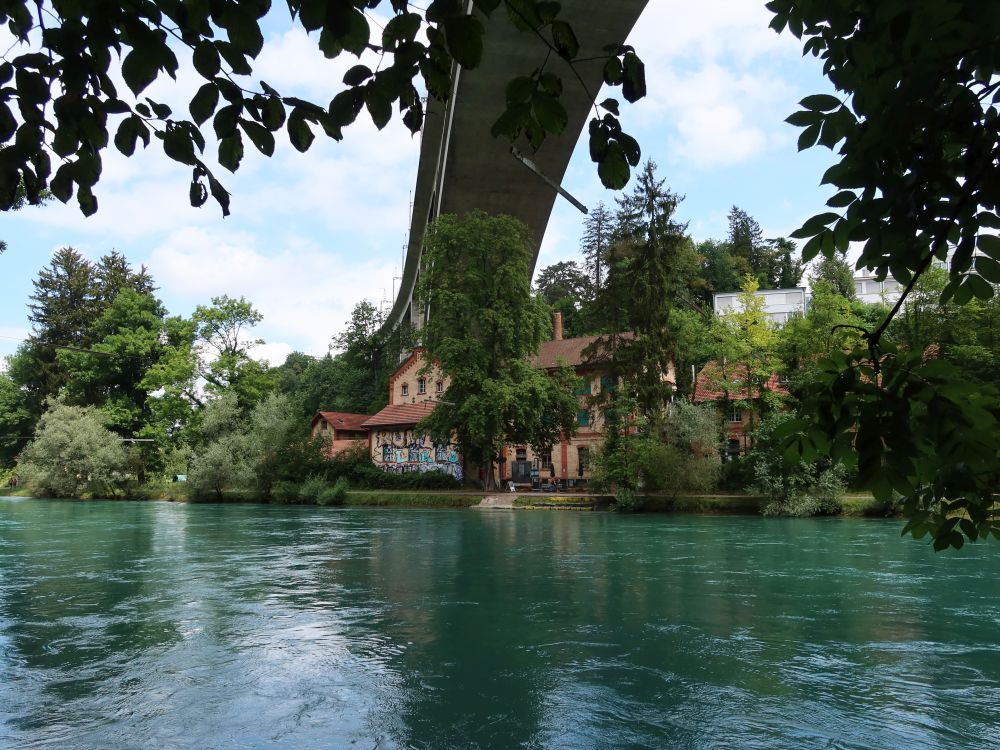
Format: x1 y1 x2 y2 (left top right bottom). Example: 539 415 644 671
94 250 156 305
580 202 614 292
28 247 97 346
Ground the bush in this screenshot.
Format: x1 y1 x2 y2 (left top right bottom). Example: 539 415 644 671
17 399 128 498
749 412 847 517
271 480 300 504
318 477 348 506
298 474 327 503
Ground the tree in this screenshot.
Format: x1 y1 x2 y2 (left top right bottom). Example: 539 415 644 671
708 275 782 435
580 202 614 291
329 300 412 414
811 250 856 300
770 0 1000 546
17 399 128 497
187 394 254 501
533 260 591 338
589 160 693 418
192 295 275 408
0 1 646 216
767 237 804 289
417 211 579 489
0 368 33 467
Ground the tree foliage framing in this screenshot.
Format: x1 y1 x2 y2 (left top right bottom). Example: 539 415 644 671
0 0 646 216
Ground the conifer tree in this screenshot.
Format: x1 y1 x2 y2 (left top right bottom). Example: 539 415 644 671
580 202 614 292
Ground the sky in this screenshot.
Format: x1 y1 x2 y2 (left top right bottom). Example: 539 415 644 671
0 0 840 365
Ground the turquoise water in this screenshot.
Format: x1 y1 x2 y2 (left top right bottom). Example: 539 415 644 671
1 498 998 749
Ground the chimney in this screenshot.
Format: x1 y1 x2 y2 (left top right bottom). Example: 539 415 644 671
553 311 563 341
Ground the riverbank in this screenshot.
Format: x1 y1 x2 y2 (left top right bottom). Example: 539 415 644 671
1 489 897 516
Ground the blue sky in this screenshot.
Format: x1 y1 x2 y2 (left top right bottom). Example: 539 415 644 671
0 1 839 365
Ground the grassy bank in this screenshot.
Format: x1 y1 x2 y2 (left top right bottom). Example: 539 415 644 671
342 491 484 508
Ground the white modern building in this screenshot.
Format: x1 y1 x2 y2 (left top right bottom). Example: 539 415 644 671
712 287 808 325
854 275 903 305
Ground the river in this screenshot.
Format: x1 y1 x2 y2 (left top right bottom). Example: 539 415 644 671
1 498 998 749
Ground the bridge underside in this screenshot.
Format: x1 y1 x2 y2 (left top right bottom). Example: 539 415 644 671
386 1 647 331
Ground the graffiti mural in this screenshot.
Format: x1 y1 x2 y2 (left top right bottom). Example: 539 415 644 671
372 429 464 481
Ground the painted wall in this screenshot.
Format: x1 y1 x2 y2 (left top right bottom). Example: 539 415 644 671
370 427 464 481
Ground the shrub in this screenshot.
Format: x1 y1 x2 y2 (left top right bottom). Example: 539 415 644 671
17 399 128 498
271 481 300 504
298 474 327 503
318 477 348 506
749 412 847 517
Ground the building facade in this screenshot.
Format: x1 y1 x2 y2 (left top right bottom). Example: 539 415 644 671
309 411 370 455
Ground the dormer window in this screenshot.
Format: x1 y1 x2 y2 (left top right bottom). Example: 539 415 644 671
418 378 427 395
401 383 409 397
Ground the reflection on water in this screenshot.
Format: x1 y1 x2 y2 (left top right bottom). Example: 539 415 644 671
1 498 998 749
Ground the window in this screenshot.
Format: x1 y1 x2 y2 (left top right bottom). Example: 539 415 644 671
855 281 864 295
727 438 741 457
600 375 617 393
319 422 328 431
577 409 590 427
728 406 742 423
574 378 592 396
436 380 443 394
577 447 590 476
538 450 552 469
418 378 426 395
515 448 527 461
401 383 409 397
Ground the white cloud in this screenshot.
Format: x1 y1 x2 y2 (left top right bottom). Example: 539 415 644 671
147 226 397 356
618 0 808 168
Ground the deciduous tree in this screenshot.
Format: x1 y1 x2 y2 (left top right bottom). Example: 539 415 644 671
417 211 579 489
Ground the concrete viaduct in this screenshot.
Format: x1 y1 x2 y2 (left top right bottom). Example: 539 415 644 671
384 0 648 332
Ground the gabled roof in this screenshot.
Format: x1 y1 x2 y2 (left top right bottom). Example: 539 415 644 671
692 361 788 402
530 334 634 369
311 411 370 431
361 401 437 428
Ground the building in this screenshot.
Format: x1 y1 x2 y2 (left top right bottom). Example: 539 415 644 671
853 274 903 305
309 411 370 455
360 348 464 481
359 314 674 488
692 360 788 458
713 287 807 324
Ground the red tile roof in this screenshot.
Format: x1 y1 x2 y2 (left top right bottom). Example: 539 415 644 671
530 334 633 369
361 401 438 428
692 360 788 402
311 411 370 431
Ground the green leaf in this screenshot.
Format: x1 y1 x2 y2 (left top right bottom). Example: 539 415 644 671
797 122 820 151
364 86 392 130
603 57 623 85
189 82 219 126
506 76 535 105
550 20 579 59
218 132 244 172
329 89 364 128
977 233 1000 258
966 273 995 300
343 65 373 86
444 14 484 69
975 255 1000 283
193 41 221 78
597 141 629 189
161 125 197 165
240 119 275 156
621 51 645 102
121 49 158 95
827 190 856 208
531 91 567 135
800 93 841 112
261 96 285 130
785 110 818 127
207 172 231 217
287 109 315 152
617 132 640 166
